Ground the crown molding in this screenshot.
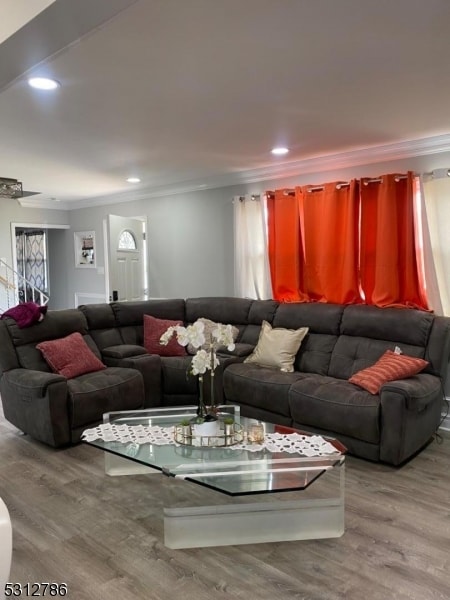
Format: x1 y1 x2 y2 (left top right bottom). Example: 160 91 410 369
18 197 73 210
239 133 450 182
18 133 450 211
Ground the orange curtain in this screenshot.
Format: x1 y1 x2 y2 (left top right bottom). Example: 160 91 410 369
267 182 360 303
297 180 361 303
360 172 428 309
267 189 307 301
267 172 429 308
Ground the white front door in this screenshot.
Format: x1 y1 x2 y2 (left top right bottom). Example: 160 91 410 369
107 215 146 302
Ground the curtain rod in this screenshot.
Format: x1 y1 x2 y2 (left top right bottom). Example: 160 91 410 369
243 169 450 201
267 173 412 197
235 194 261 202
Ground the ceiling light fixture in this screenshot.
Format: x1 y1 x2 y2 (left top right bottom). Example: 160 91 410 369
0 177 23 199
271 147 289 156
126 177 141 183
27 77 60 90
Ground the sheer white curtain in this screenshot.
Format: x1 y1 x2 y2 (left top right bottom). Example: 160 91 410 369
234 194 273 299
421 175 450 315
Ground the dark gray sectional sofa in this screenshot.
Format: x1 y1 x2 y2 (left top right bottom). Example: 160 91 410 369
1 296 449 466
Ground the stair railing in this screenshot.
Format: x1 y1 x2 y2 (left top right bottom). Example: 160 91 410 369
0 258 49 314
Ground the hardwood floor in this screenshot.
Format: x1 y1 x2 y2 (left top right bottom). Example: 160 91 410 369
1 407 449 600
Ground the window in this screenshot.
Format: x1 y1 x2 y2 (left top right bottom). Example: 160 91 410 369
118 230 137 250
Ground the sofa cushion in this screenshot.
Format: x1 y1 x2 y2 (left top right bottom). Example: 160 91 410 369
238 299 279 345
143 314 187 357
244 321 308 372
272 302 344 334
78 303 123 351
272 302 343 375
4 308 89 371
340 304 434 347
223 362 305 418
67 367 144 429
329 337 428 381
37 332 106 379
217 342 254 358
102 344 147 359
185 297 253 326
112 299 186 347
289 376 381 444
349 350 429 394
160 356 198 395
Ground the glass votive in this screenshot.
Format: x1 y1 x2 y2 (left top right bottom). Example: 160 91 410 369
247 422 265 443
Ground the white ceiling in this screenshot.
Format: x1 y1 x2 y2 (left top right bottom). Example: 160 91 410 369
2 0 450 210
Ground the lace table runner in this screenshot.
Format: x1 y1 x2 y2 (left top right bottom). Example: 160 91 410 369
82 423 340 457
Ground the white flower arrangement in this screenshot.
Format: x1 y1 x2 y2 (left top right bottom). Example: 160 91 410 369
160 319 235 375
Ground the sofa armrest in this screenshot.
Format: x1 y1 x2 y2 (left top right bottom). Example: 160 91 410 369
101 353 162 408
102 344 147 359
2 368 66 396
0 369 71 447
379 373 443 465
382 374 444 412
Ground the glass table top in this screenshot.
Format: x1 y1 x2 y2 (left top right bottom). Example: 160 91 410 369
83 405 346 496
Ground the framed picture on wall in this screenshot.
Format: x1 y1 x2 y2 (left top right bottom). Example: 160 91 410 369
74 231 96 268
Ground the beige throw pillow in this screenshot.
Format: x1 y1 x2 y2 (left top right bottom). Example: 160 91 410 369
244 320 308 372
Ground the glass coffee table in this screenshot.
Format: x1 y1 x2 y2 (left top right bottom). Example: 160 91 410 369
82 405 346 549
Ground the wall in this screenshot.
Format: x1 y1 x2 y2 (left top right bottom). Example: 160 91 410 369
47 228 70 309
67 186 236 303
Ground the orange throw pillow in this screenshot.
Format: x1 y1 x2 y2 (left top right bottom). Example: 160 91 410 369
143 314 187 356
349 350 428 395
37 332 106 379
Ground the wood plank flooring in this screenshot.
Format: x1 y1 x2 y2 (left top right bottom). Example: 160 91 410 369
1 407 449 600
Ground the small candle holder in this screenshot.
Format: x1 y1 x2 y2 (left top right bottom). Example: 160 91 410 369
247 422 265 444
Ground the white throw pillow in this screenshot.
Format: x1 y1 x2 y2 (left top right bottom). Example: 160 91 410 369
244 320 308 372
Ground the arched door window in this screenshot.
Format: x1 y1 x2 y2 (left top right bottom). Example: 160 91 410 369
118 230 137 250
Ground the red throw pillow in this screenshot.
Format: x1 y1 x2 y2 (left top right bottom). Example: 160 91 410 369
143 314 187 356
349 349 428 395
37 332 106 379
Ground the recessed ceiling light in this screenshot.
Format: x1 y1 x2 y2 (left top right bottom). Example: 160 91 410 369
271 147 289 156
126 177 141 183
27 77 60 90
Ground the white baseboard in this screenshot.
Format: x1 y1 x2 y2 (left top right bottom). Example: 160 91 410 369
74 292 107 307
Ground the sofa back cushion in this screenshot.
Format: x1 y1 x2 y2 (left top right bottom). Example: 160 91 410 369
111 299 186 346
185 298 278 352
78 303 122 351
329 305 434 380
2 309 91 371
272 303 344 375
186 297 252 329
238 300 278 345
0 320 20 374
426 316 450 379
